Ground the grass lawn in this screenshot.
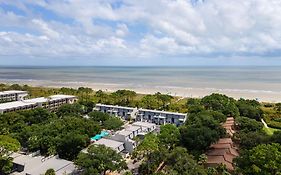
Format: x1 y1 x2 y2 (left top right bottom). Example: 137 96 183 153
263 126 280 135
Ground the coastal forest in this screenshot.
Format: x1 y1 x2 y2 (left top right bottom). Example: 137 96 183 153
0 83 281 175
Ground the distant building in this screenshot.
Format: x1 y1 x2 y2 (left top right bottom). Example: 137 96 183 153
94 103 138 120
137 109 187 126
0 94 77 114
94 104 187 126
0 90 28 103
10 153 78 175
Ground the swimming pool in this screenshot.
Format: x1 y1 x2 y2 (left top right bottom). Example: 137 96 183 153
91 131 109 141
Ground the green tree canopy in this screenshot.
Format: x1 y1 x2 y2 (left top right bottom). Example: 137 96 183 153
235 143 281 175
201 93 239 117
56 103 84 117
45 168 56 175
75 145 127 175
235 117 263 133
103 117 123 131
158 124 180 149
0 135 20 174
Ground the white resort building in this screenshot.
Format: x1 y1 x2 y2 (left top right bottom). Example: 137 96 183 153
94 103 138 120
94 104 187 126
0 90 28 103
0 94 77 114
89 121 156 154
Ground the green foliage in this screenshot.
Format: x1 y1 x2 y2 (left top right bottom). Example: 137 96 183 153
19 108 55 125
45 168 56 175
103 117 123 131
236 99 263 120
235 117 263 133
56 133 88 160
75 145 127 175
201 93 239 117
180 111 225 154
165 147 207 175
271 131 281 144
235 143 281 175
274 103 281 113
158 124 180 149
234 131 270 149
180 126 221 154
139 93 173 110
0 135 20 174
56 103 84 117
133 133 160 159
88 111 110 124
27 117 100 159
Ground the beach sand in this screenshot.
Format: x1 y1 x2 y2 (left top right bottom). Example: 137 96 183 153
2 79 281 103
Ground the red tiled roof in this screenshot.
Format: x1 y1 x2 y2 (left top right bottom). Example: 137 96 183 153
205 117 238 171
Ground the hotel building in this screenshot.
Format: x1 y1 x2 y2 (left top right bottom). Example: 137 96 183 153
0 90 28 103
94 103 138 120
0 94 77 114
94 104 187 126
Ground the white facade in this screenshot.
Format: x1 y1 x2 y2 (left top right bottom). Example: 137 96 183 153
94 103 138 120
0 95 77 114
94 104 187 126
137 109 187 126
90 122 156 153
0 90 28 102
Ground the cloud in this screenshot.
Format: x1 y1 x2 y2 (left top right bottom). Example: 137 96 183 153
0 0 281 64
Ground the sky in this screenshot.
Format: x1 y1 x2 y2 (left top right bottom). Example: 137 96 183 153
0 0 281 66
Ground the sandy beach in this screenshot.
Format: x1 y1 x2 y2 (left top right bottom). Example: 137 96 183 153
2 79 281 103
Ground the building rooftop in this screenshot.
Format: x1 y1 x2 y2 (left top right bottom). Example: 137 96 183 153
49 94 76 100
96 103 136 110
94 138 124 150
0 95 76 110
0 90 27 95
117 130 133 137
10 153 76 175
124 125 141 132
132 121 156 128
138 108 186 116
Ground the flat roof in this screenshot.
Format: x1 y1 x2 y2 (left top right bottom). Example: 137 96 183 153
96 103 136 110
11 153 75 175
132 121 156 128
0 95 76 110
0 90 27 95
124 125 141 132
49 94 76 100
94 138 124 150
117 130 133 137
0 100 38 110
138 108 186 116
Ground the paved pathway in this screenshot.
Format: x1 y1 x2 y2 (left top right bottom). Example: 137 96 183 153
261 119 269 128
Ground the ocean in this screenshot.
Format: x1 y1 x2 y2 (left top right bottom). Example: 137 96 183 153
0 66 281 101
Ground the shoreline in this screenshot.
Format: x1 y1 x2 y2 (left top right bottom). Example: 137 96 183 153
1 79 281 103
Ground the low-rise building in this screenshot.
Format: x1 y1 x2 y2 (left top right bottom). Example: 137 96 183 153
0 90 28 103
0 95 77 114
94 104 138 120
94 104 187 126
206 117 239 171
10 153 77 175
94 138 125 153
132 121 157 133
90 122 156 154
137 109 187 126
